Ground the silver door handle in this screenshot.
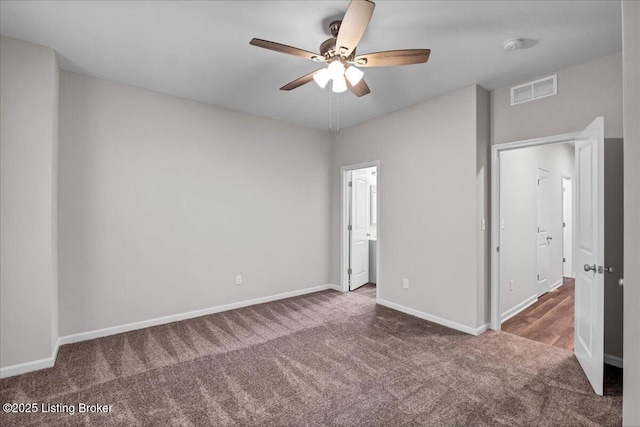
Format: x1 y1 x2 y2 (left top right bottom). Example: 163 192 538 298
619 278 624 287
604 266 614 274
584 264 596 272
547 236 553 240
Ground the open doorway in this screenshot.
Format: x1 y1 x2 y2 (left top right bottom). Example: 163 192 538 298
490 120 624 397
498 141 576 350
562 175 574 279
341 163 379 297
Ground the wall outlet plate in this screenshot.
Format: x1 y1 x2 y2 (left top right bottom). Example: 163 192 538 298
403 278 409 289
236 275 242 285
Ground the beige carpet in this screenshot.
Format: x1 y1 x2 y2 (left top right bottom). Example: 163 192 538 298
0 289 621 426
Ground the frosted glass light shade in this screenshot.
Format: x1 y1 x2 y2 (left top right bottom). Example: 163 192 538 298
313 68 331 88
345 66 364 85
332 75 348 93
328 60 345 80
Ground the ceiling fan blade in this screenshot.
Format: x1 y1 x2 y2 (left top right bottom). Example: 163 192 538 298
347 79 370 97
353 49 431 67
250 38 324 61
336 0 376 58
280 70 318 91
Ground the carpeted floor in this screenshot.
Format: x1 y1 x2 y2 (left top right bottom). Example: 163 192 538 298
352 282 376 299
0 289 621 426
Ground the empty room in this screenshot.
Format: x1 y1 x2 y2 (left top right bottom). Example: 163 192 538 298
1 1 638 426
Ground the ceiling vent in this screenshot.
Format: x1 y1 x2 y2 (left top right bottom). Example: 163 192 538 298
510 75 557 106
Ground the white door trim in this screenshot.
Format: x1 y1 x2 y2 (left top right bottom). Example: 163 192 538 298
490 132 579 330
341 161 380 298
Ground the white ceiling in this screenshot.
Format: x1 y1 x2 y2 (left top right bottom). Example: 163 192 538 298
0 1 622 130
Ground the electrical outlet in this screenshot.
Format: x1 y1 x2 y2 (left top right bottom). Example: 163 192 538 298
403 278 409 289
501 218 506 230
510 280 514 291
236 275 242 285
481 218 486 231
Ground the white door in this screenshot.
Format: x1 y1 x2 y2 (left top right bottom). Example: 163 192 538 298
537 168 551 296
562 176 574 277
350 171 370 290
574 116 605 396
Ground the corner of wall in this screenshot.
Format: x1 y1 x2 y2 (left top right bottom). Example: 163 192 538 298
475 85 491 328
51 47 60 354
0 35 62 371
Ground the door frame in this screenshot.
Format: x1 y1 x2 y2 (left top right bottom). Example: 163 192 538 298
341 161 380 298
490 132 579 330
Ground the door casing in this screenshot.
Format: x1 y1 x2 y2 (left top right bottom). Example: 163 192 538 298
341 161 380 298
490 132 579 330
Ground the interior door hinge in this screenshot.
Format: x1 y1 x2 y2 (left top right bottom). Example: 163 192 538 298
537 274 540 280
348 225 352 231
563 222 566 227
348 181 352 187
347 268 352 275
563 257 566 262
496 246 500 253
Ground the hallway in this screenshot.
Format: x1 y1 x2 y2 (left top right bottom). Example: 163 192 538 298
502 278 575 351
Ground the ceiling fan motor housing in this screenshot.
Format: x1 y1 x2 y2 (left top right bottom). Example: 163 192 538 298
320 21 357 62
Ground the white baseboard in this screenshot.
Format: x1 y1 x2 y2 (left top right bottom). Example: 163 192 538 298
0 338 61 379
549 279 564 291
1 284 336 378
501 294 538 323
59 284 336 346
376 298 484 336
474 322 491 335
604 353 623 368
326 284 342 292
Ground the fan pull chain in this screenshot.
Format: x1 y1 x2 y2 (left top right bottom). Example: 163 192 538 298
329 83 332 133
336 92 340 134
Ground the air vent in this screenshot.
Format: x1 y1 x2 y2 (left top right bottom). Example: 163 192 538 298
510 75 557 106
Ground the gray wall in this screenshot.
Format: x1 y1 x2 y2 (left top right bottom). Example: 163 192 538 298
622 1 640 424
499 143 574 318
58 71 332 336
491 52 623 145
331 85 489 331
0 36 59 368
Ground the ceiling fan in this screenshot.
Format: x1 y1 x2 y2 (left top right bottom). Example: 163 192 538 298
249 0 431 97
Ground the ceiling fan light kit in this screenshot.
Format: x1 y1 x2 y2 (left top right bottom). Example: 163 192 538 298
328 60 346 81
313 68 331 88
332 75 348 93
249 0 431 98
345 65 364 85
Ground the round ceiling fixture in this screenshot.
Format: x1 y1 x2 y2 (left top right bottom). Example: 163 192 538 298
503 38 524 52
